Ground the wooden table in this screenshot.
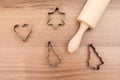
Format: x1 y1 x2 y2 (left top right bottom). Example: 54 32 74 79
0 0 119 80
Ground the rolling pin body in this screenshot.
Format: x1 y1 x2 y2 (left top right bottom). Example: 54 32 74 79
68 0 111 53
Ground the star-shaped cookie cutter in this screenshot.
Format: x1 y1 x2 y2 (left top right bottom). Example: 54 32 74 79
47 7 65 29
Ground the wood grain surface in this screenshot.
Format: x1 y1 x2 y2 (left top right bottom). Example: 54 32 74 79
0 0 120 80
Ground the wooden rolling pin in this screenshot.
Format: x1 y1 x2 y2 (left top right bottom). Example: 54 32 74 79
68 0 111 53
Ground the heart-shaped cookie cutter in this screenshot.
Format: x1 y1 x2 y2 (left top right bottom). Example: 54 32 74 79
14 24 32 42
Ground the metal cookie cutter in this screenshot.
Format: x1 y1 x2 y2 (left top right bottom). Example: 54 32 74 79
47 7 65 29
14 24 32 42
87 44 104 70
47 41 61 67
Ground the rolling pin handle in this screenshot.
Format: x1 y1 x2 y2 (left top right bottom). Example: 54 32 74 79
68 22 89 53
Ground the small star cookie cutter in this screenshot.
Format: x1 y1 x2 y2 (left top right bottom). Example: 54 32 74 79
47 7 65 29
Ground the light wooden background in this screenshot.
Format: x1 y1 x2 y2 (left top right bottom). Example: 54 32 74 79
0 0 120 80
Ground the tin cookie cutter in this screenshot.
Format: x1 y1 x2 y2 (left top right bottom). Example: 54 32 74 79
87 44 104 70
47 7 65 29
47 41 61 67
14 24 32 42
